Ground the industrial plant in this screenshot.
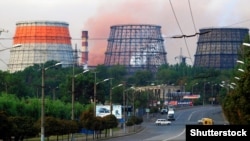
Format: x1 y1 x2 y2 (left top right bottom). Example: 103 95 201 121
8 21 75 73
104 24 167 74
194 27 249 69
6 21 250 73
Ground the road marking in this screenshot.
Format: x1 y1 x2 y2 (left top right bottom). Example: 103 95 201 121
163 128 186 141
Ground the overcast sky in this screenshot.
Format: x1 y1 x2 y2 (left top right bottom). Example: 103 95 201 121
1 0 250 70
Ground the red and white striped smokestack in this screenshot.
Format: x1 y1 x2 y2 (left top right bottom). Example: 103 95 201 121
81 31 88 69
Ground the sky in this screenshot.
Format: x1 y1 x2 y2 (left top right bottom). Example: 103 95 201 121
1 0 250 71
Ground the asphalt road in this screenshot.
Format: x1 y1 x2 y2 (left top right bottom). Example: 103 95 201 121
102 105 228 141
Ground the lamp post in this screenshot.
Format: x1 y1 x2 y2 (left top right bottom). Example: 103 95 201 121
123 85 126 133
52 86 58 101
71 69 89 140
122 86 135 133
94 72 97 117
0 44 22 67
211 83 217 105
72 69 89 121
111 83 123 115
203 82 209 106
243 42 250 47
0 44 22 52
94 77 109 116
92 76 109 139
41 62 61 141
237 60 245 64
234 76 240 80
192 83 198 94
238 68 245 72
109 79 123 137
109 78 113 116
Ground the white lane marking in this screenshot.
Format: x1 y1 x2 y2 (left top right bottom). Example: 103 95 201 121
163 128 186 141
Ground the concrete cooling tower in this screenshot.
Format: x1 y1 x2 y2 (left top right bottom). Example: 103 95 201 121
8 21 74 73
194 27 249 69
104 24 167 74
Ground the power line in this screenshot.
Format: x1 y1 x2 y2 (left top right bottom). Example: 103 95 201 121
169 0 184 35
168 0 193 64
1 19 250 42
188 0 198 34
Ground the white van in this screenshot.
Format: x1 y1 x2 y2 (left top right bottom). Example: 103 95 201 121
167 110 175 121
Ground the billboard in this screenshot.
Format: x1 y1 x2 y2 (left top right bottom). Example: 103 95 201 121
96 105 110 117
96 105 122 119
112 105 122 119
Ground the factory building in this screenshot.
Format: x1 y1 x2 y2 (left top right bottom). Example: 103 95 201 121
194 27 249 69
104 24 167 74
8 21 74 73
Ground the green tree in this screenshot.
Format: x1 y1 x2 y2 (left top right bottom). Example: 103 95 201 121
102 114 118 137
0 111 13 141
9 116 37 141
79 106 95 140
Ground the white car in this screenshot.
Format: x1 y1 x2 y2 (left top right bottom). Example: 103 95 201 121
155 119 171 125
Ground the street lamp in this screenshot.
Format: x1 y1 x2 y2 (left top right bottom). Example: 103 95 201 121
41 62 61 141
92 76 109 139
236 60 245 64
0 44 22 66
234 76 240 80
0 44 22 52
243 43 250 47
111 83 123 115
123 86 135 133
108 78 123 137
72 69 89 121
94 75 109 117
71 69 89 140
51 86 58 101
238 68 245 72
192 83 198 94
211 83 217 105
203 82 209 106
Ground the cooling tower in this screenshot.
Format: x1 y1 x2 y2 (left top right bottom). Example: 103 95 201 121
194 27 249 69
104 24 167 74
8 21 74 73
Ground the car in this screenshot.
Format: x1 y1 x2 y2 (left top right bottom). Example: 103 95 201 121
160 109 168 114
98 108 110 114
155 119 171 125
198 118 214 125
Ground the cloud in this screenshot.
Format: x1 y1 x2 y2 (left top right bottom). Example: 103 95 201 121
83 0 168 66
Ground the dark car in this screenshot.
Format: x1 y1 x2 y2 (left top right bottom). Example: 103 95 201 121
98 108 110 114
160 109 168 114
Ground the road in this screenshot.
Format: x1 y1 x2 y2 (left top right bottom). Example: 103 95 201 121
102 105 228 141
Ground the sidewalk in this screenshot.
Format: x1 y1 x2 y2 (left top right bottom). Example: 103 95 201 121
74 125 144 141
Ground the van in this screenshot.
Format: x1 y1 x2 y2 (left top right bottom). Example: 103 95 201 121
167 110 175 121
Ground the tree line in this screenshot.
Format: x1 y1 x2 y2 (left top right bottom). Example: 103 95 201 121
0 52 250 140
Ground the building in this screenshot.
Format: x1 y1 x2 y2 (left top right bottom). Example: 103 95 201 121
104 24 167 74
8 21 74 73
194 27 249 69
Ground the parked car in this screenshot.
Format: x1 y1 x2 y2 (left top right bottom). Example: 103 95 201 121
155 119 171 125
160 109 168 114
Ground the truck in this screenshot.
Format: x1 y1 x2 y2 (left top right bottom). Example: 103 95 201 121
167 110 175 121
198 118 214 125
